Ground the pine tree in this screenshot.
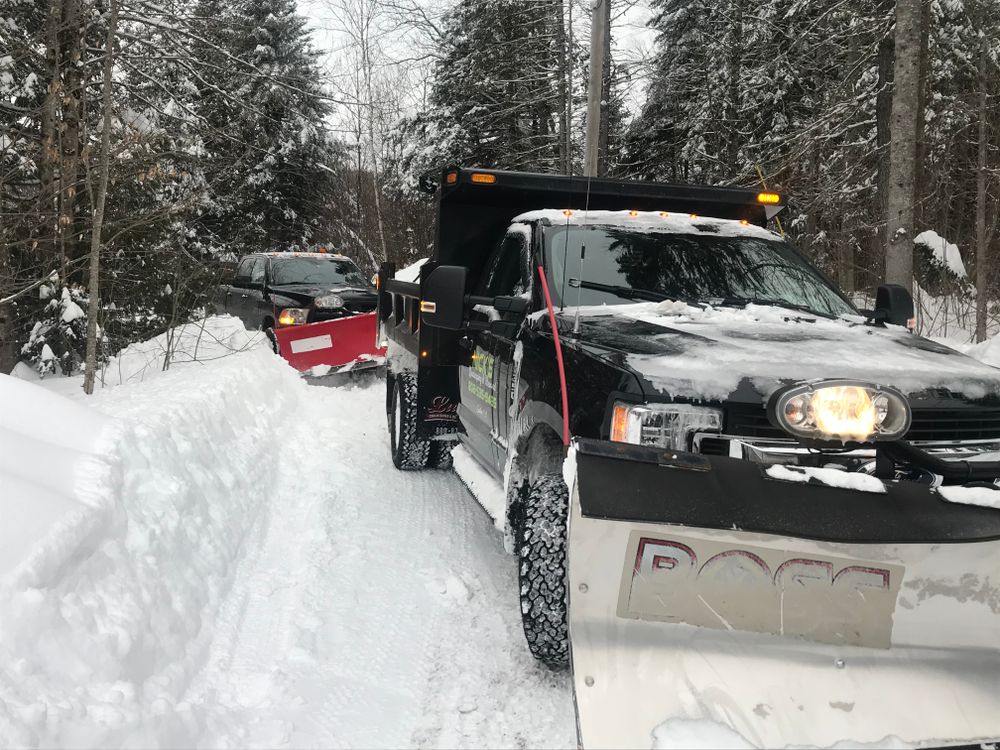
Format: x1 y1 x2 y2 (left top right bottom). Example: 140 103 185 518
396 0 565 188
192 0 340 252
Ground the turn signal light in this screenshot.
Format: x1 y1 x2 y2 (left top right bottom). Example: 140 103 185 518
470 172 496 184
446 171 458 184
420 300 437 313
611 404 629 442
757 192 781 204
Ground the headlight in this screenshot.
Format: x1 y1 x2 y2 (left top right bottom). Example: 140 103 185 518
315 294 344 309
611 401 722 451
768 380 910 443
277 307 309 326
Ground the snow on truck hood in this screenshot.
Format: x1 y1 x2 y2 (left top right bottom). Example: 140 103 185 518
551 300 1000 402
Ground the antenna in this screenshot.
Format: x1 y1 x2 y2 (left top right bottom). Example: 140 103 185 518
574 175 595 335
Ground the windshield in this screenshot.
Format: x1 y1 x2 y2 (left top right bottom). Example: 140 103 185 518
544 226 855 317
270 258 369 287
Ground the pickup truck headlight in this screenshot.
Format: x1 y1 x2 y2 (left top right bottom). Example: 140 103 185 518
315 294 344 309
277 307 309 326
769 380 911 443
611 402 722 451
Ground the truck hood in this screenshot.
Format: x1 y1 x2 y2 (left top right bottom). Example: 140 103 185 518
550 301 1000 403
269 283 376 307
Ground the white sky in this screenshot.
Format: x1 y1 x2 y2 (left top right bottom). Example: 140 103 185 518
297 0 656 140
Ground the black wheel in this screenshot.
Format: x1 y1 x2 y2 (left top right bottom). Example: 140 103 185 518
263 325 279 354
389 372 430 470
516 473 569 667
428 440 454 470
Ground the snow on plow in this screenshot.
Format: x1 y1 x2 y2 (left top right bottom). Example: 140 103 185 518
273 312 385 373
566 438 1000 749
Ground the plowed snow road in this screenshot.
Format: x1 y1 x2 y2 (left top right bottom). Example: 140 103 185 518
183 380 575 748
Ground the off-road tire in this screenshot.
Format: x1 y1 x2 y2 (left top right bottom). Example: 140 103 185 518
389 372 430 470
516 473 570 667
263 325 279 354
428 441 454 470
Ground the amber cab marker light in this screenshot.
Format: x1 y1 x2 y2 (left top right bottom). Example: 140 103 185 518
689 213 699 219
611 403 629 442
740 219 750 226
659 212 669 218
445 171 458 184
757 192 781 204
628 210 640 217
470 172 497 184
563 209 574 217
420 301 437 313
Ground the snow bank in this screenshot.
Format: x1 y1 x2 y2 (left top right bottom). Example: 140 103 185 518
914 230 967 278
0 342 304 747
395 257 428 283
96 314 265 386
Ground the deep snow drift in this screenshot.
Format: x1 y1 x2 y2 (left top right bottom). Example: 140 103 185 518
0 317 573 748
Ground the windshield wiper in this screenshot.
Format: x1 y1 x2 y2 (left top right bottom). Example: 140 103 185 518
569 278 672 303
710 296 834 319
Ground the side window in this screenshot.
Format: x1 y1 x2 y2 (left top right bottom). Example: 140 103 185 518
250 258 266 286
234 258 254 284
484 227 531 297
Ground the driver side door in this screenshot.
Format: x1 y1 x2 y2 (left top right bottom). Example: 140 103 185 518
456 228 532 477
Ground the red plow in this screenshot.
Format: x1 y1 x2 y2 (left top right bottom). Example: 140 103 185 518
273 312 386 373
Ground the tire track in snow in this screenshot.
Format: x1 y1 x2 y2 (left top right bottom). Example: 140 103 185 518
182 381 575 749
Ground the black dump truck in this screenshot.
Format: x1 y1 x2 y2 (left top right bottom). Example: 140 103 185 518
375 167 1000 679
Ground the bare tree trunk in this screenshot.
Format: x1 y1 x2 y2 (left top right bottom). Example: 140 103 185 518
912 0 930 224
83 0 118 395
884 0 923 290
554 0 570 175
40 0 64 268
724 0 745 181
874 3 894 277
975 35 989 342
60 0 83 273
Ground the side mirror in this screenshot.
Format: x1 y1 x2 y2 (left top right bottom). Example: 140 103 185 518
421 265 467 329
873 284 914 327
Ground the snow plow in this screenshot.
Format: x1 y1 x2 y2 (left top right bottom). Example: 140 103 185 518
567 438 1000 748
272 312 385 373
376 168 1000 747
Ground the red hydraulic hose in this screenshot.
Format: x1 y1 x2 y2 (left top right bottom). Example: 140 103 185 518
536 265 570 447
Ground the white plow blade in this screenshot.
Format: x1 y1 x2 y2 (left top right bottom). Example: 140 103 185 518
566 471 1000 749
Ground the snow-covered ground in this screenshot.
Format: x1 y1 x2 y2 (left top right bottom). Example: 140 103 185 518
0 317 574 749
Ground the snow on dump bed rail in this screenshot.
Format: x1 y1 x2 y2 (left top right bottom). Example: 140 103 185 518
0 342 301 747
513 209 779 239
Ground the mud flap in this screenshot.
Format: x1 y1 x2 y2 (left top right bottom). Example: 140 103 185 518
273 313 386 372
566 438 1000 749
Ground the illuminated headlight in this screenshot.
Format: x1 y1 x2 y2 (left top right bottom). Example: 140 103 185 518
768 380 911 443
315 294 344 309
611 401 722 451
277 307 309 326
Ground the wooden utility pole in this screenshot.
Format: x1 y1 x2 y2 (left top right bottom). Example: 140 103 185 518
583 0 608 177
884 0 924 291
83 0 119 394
